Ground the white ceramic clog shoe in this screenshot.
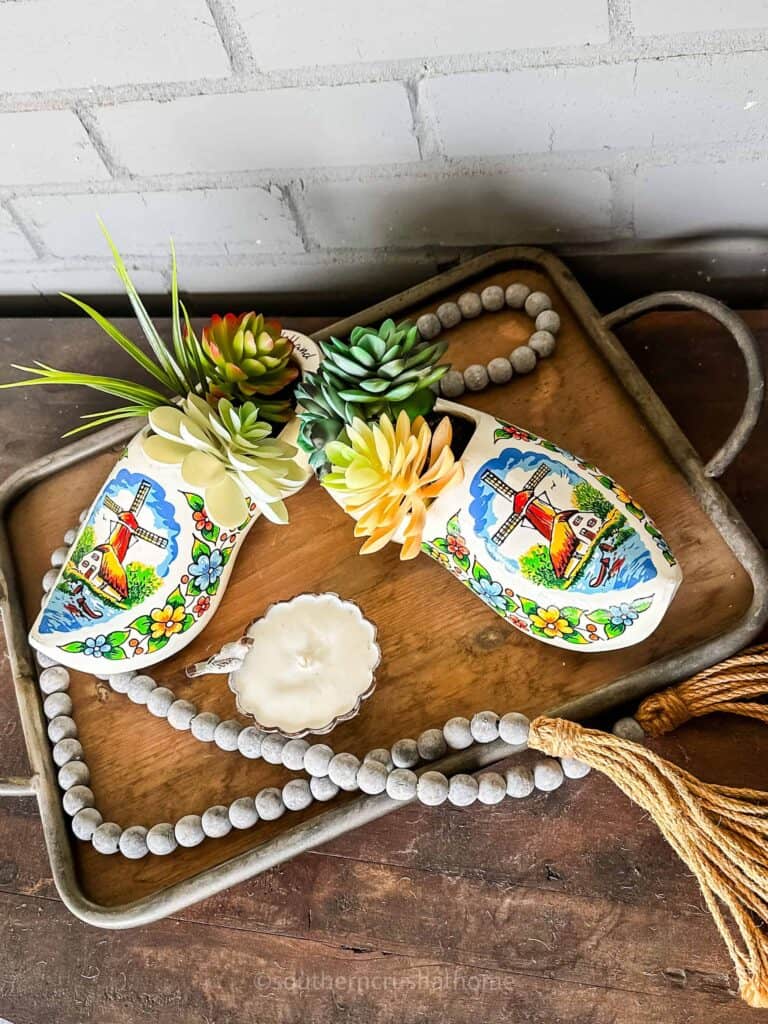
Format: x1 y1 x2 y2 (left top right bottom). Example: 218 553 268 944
417 401 682 651
29 332 321 674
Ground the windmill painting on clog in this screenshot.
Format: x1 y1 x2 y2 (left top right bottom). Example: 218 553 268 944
297 312 681 653
1 226 320 674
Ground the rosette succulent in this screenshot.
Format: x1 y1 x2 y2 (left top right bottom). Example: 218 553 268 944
296 318 449 470
323 411 462 560
200 313 298 403
142 394 307 528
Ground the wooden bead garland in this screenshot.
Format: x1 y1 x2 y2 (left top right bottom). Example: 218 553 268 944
413 281 560 401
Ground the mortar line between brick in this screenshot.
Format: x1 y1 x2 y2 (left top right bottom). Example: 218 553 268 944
279 183 314 253
404 77 443 162
204 0 256 74
72 104 125 179
1 197 47 258
607 0 635 43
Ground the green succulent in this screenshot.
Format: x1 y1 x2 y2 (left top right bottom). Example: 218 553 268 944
297 318 449 471
200 312 298 404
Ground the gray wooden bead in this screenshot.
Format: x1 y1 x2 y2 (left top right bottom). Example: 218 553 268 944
58 760 89 790
146 823 178 855
147 686 176 718
108 671 135 694
464 363 489 392
386 768 417 801
127 674 157 705
477 772 507 804
190 711 220 742
356 760 388 795
167 699 197 731
304 743 334 777
42 568 59 592
391 738 419 769
255 787 285 821
213 719 242 752
506 765 535 798
365 747 394 771
328 752 360 791
43 692 73 720
72 807 102 841
417 770 449 806
533 757 564 792
36 651 57 669
470 711 500 743
458 291 482 318
524 291 552 317
528 330 556 358
282 738 310 771
63 784 94 816
416 313 442 340
612 716 645 742
439 369 465 398
310 775 340 802
39 665 70 695
63 528 77 545
505 283 531 308
92 821 122 855
443 716 473 750
480 285 505 311
448 773 478 807
175 814 205 848
487 357 513 385
261 733 288 764
229 797 258 829
50 546 70 567
52 738 82 766
535 309 561 334
237 726 265 759
510 345 537 374
499 712 530 747
120 825 149 860
561 756 591 779
417 729 447 762
201 805 233 839
436 301 461 328
282 778 313 811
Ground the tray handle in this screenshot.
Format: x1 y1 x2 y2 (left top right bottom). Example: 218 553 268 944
602 291 765 478
0 775 36 797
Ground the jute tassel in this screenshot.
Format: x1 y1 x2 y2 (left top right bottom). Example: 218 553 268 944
635 643 768 736
529 643 768 1009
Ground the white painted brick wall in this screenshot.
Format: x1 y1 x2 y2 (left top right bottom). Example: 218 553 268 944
2 111 109 185
12 189 303 257
0 0 766 303
232 0 610 70
94 84 419 175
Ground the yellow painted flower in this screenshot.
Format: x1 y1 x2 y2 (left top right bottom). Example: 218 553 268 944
530 605 574 638
150 604 186 640
614 485 634 505
323 411 463 560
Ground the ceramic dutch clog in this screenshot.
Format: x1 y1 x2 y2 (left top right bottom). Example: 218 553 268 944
29 332 321 674
415 401 682 651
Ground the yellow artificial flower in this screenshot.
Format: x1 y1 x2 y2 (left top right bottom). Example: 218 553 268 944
150 604 186 640
323 411 463 560
529 605 574 638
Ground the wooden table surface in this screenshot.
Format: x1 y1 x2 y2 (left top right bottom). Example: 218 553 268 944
1 308 768 1024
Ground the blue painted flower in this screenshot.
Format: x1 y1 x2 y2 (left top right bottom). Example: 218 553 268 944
188 549 224 592
470 576 507 611
608 603 638 627
84 634 111 657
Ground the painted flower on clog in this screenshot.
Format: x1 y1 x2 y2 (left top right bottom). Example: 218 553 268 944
83 635 112 657
447 534 469 559
194 596 211 616
530 605 574 639
608 603 638 627
192 508 213 532
188 549 224 593
470 576 507 611
142 394 307 529
150 603 186 640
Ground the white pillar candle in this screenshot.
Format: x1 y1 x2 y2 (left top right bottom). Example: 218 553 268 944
229 594 380 736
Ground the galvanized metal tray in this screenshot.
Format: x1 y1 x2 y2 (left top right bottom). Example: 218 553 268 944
1 246 766 929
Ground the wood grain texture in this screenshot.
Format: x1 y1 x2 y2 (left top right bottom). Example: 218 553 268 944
1 298 767 1024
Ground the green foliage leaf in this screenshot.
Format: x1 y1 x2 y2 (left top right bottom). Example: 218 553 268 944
605 621 626 639
184 491 205 513
563 630 589 645
431 537 450 553
519 596 539 617
166 587 185 609
454 553 470 573
587 608 611 625
181 613 195 632
148 634 169 654
106 630 129 646
446 513 461 536
191 539 211 561
201 523 220 543
471 559 492 584
61 641 85 653
130 614 153 636
103 647 127 660
559 606 583 627
219 546 233 566
631 597 653 613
